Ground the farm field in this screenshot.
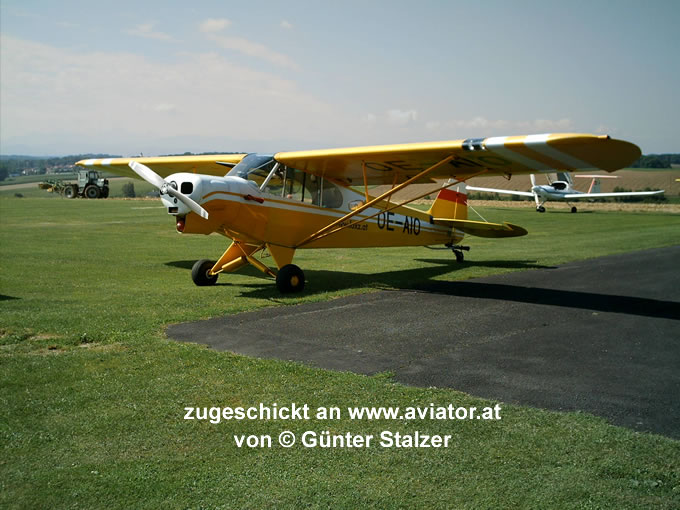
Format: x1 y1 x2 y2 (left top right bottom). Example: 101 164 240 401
1 196 679 509
373 168 680 204
465 168 680 196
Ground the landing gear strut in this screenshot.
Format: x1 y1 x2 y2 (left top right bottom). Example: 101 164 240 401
446 243 470 263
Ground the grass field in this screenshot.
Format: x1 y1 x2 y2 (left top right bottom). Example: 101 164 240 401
1 196 679 509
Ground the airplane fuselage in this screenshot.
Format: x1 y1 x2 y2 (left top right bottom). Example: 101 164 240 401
532 184 582 201
160 173 460 249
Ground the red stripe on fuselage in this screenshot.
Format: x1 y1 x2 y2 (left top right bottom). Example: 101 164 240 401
437 188 467 205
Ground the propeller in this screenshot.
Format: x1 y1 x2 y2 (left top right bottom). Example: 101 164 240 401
128 161 209 219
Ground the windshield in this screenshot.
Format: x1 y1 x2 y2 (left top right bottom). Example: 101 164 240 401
227 153 276 180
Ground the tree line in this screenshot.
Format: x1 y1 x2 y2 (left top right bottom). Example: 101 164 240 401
2 152 677 182
630 154 680 168
0 152 241 181
0 154 119 181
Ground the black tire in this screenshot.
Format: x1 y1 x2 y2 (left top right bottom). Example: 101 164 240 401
276 264 305 293
84 185 100 199
571 206 577 213
101 187 109 198
537 206 546 213
192 259 218 286
64 185 77 199
454 250 464 263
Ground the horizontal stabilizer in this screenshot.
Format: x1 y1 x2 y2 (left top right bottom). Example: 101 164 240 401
433 218 528 238
563 190 664 199
466 185 534 197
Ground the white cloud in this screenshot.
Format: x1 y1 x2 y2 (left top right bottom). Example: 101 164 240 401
198 17 298 69
386 109 417 126
424 116 573 136
154 103 177 113
361 113 377 124
207 34 299 70
0 35 340 154
126 23 172 41
199 18 231 33
532 118 572 130
594 124 617 135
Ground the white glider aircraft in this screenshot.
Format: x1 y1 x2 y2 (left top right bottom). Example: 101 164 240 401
467 171 663 212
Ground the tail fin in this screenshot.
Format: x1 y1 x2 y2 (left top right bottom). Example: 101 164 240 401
588 178 601 193
427 181 467 220
429 180 527 239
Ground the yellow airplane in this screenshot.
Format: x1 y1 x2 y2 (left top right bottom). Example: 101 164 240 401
77 133 640 293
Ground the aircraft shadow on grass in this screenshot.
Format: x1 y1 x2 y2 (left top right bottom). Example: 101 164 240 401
165 258 679 321
165 257 549 295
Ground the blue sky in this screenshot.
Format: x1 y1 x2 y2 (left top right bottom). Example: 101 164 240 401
1 0 678 156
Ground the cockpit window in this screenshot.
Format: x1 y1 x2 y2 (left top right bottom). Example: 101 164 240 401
281 168 344 209
227 153 276 182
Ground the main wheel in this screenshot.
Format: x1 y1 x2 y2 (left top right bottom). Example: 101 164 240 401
454 250 465 263
276 264 305 293
84 185 100 199
64 185 77 199
191 259 218 286
536 206 546 213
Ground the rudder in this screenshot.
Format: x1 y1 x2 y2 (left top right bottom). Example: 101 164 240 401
428 181 467 220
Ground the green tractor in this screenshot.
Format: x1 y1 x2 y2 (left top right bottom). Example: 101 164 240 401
62 170 110 199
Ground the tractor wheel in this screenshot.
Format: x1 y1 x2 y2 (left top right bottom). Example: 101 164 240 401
191 259 218 286
84 185 100 199
64 185 77 199
276 264 305 293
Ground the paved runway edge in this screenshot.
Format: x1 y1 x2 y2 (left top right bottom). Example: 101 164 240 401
167 246 680 438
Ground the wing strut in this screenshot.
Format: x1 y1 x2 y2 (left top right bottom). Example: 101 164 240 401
306 179 468 245
294 155 455 248
295 157 489 248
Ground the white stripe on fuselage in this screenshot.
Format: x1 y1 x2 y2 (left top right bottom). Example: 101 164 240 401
200 191 451 236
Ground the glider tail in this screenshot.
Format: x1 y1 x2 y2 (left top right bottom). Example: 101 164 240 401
427 181 468 221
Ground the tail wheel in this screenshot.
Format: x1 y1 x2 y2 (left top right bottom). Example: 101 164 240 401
84 185 100 199
192 259 218 286
276 264 305 293
571 206 578 213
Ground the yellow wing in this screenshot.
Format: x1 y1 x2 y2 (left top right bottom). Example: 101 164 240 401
275 133 641 185
76 154 246 179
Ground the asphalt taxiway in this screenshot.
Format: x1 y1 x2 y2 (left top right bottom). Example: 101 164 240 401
167 245 680 438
